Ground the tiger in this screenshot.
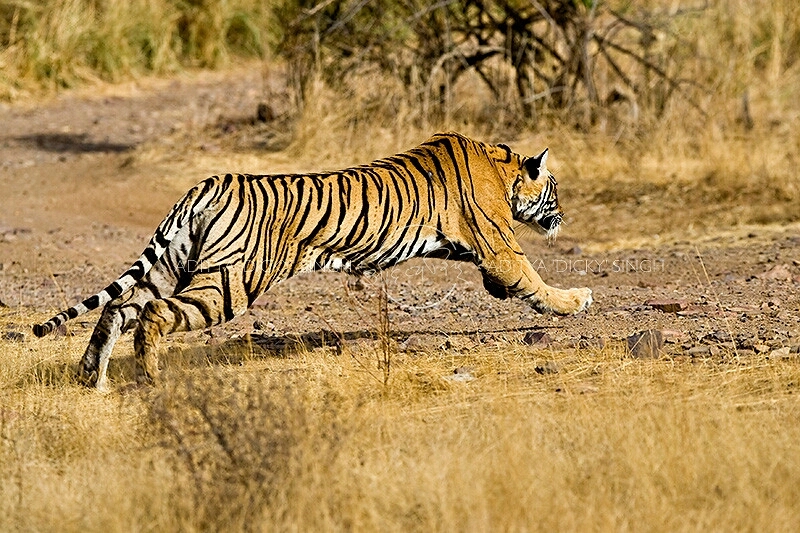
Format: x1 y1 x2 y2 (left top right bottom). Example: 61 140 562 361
33 132 592 390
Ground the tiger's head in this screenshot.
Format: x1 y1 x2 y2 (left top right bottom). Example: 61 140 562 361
505 147 564 241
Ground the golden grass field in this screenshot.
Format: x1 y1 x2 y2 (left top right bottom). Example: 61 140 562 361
3 331 800 531
2 0 800 531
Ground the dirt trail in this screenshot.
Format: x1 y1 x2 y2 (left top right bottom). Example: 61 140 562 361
1 69 799 363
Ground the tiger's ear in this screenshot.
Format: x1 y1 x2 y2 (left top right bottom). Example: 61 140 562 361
534 148 549 169
524 148 549 179
497 143 513 162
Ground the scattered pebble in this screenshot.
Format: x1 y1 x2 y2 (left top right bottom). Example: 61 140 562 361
346 276 365 291
688 345 711 356
523 330 552 347
769 347 792 359
645 299 689 313
627 330 664 359
706 330 733 343
252 320 275 331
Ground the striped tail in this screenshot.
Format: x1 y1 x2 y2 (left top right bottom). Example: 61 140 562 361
32 226 174 337
31 179 209 337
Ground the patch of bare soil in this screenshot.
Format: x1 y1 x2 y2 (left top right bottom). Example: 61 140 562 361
1 69 799 377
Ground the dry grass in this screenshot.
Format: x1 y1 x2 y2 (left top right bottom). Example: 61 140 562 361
2 307 800 531
0 0 268 98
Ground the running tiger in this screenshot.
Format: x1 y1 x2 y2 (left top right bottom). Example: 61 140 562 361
33 132 592 389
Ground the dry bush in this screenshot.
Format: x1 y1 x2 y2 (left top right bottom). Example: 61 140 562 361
146 367 352 530
275 1 719 130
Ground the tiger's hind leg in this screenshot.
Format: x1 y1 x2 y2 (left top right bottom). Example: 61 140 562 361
79 283 169 390
79 264 180 390
79 302 137 391
133 268 249 384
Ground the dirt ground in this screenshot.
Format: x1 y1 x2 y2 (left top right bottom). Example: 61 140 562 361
1 68 799 375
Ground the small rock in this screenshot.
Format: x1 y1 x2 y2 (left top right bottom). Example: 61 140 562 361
688 345 711 356
253 320 274 331
564 246 582 255
53 324 69 337
769 347 792 359
345 337 379 353
791 345 800 354
645 299 689 313
627 330 664 359
523 330 552 347
535 360 559 374
3 331 25 342
754 344 770 354
757 264 793 281
706 330 733 343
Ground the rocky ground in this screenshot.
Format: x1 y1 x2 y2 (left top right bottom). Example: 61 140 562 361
1 68 799 377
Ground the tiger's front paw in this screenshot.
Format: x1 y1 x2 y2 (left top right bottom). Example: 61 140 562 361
550 287 593 315
571 287 593 313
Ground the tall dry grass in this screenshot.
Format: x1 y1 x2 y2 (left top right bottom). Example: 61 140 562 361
0 0 268 98
2 308 800 531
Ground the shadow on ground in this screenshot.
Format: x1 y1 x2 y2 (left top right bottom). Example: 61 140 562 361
14 133 133 154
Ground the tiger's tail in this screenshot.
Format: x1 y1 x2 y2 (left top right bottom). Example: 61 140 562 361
32 179 213 337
